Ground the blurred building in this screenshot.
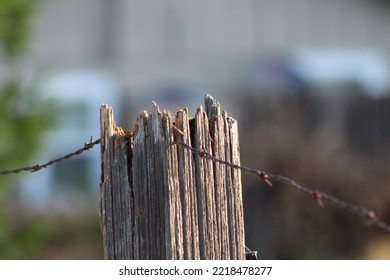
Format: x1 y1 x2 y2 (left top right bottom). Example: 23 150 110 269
2 0 390 139
2 0 389 102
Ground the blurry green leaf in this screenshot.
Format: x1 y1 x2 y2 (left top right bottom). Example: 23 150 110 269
0 219 57 259
0 0 55 260
0 0 37 58
0 81 54 169
0 80 55 259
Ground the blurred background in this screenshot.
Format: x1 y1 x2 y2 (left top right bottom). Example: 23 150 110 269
1 0 390 259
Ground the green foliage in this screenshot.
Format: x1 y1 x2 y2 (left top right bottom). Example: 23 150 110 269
0 0 55 259
0 0 37 58
0 81 55 259
0 219 57 259
0 81 53 168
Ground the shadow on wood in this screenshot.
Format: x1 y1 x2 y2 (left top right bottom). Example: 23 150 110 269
99 95 245 260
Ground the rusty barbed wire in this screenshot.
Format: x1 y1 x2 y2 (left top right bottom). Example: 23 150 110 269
173 141 390 234
1 133 389 234
0 138 101 176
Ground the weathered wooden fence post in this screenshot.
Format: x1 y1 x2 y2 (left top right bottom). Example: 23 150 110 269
99 95 245 259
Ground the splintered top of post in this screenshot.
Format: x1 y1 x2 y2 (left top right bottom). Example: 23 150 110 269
205 94 221 118
100 94 245 260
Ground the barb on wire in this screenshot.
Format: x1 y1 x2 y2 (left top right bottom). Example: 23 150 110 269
0 138 101 176
173 141 390 234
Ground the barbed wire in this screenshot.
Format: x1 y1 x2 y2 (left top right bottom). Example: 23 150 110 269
1 135 389 234
173 141 390 234
0 138 101 175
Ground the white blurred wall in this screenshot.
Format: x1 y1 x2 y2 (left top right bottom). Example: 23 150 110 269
4 0 388 96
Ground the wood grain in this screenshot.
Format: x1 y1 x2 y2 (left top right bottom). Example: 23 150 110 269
100 95 245 259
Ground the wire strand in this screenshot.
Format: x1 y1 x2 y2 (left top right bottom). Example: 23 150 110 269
173 141 390 234
1 136 389 233
0 138 101 175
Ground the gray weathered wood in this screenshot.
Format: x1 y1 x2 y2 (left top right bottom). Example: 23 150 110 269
100 95 245 259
